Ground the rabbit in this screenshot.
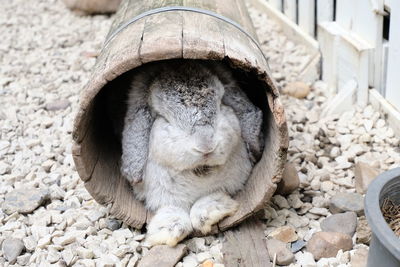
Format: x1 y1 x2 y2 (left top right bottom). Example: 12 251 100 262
120 60 264 246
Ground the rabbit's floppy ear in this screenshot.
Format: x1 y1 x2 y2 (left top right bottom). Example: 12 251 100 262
121 71 155 184
211 63 264 163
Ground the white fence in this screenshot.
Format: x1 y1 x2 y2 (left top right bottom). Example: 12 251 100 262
263 0 400 114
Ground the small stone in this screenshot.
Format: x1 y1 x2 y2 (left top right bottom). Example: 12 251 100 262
196 252 212 263
329 192 364 216
330 147 340 158
320 181 334 192
268 226 298 243
321 212 357 237
80 259 96 267
356 216 371 245
182 255 198 267
283 81 311 99
62 248 77 266
2 238 25 263
77 247 95 259
350 247 369 267
287 194 303 209
2 187 50 215
23 236 37 252
106 218 121 231
186 238 206 253
266 238 295 265
210 244 223 262
47 249 60 263
291 239 306 253
0 162 11 175
354 162 379 194
201 260 214 267
308 207 330 216
17 253 31 266
87 209 106 222
41 160 55 172
53 231 78 246
306 232 353 260
37 234 52 248
272 195 290 209
45 99 71 111
276 163 300 195
295 251 316 266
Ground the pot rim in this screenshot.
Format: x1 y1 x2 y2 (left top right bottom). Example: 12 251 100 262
365 167 400 260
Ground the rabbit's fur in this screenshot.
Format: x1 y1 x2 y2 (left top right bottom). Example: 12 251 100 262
121 60 264 246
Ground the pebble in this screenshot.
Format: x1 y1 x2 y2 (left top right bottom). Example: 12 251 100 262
182 255 198 267
196 252 212 263
287 194 303 209
329 192 364 216
1 187 50 215
62 248 78 266
350 247 369 267
106 218 121 230
2 238 25 263
356 216 372 245
307 232 353 260
276 163 300 195
201 260 214 267
291 239 306 253
321 212 357 237
45 99 71 111
17 253 31 266
0 162 11 175
186 238 207 253
354 161 379 194
272 195 290 209
266 238 295 265
283 82 311 99
268 226 298 243
295 251 316 266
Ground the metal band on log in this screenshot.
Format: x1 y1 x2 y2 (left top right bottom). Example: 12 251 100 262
72 0 288 232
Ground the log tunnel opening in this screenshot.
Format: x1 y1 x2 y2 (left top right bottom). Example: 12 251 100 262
92 58 272 179
77 57 283 230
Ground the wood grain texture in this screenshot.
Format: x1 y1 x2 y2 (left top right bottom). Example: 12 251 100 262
72 0 288 234
140 11 183 63
222 217 271 267
137 244 188 267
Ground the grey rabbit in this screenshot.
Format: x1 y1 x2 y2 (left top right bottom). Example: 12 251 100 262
120 60 264 246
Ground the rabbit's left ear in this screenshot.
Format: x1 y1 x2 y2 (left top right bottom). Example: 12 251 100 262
210 63 264 163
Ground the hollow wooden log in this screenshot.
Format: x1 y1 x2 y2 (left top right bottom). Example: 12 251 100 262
72 0 288 231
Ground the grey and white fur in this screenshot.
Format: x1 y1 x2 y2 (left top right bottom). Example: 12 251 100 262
121 60 264 246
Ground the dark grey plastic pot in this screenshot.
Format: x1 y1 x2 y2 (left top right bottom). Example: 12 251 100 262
365 167 400 267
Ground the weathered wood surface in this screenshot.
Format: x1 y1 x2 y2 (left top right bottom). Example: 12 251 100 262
222 217 271 267
137 244 188 267
72 0 288 232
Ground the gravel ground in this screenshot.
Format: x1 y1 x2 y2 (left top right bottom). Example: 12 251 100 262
1 0 400 266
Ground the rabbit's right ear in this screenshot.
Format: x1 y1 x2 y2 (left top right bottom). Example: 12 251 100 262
121 72 155 185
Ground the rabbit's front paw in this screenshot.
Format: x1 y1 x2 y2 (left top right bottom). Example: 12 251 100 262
190 192 239 234
145 206 192 247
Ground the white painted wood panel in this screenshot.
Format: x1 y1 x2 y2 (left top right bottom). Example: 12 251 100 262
317 0 334 25
283 0 297 22
385 0 400 111
335 0 356 29
269 0 283 11
298 0 315 36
